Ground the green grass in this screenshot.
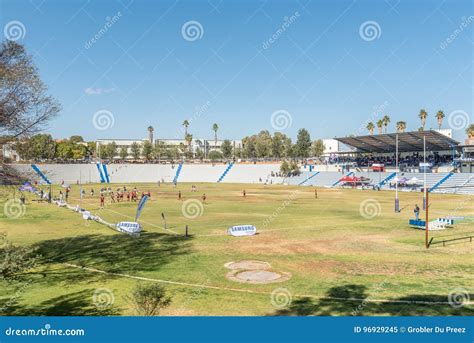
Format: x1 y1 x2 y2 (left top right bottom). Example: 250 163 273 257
0 183 473 316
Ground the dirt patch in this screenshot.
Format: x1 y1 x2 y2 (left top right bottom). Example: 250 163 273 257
227 269 292 284
224 259 291 284
224 260 271 270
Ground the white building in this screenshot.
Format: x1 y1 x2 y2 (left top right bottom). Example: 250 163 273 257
322 139 340 155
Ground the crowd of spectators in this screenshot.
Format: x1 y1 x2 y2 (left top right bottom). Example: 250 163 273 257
318 152 454 167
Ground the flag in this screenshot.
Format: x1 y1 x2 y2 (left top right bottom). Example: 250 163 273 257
135 195 149 222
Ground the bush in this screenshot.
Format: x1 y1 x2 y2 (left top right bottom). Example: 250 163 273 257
127 283 171 316
0 233 40 281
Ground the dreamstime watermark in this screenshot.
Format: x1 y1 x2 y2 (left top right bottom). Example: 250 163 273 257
447 110 470 131
3 21 26 41
352 101 390 136
92 288 115 309
3 199 26 219
92 110 115 130
181 21 204 41
440 16 474 50
270 110 293 131
84 12 122 49
270 288 293 309
352 280 387 315
448 287 470 308
359 21 382 42
262 190 300 228
359 199 381 219
181 199 204 219
262 12 300 50
175 100 212 139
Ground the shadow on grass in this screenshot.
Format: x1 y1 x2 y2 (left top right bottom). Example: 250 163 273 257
2 289 120 316
272 285 474 316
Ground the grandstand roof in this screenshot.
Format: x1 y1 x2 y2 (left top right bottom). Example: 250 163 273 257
335 130 460 153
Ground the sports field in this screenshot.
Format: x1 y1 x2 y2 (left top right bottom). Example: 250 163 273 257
1 183 473 316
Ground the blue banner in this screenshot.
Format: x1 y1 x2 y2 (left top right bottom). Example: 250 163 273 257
135 195 149 222
0 316 472 343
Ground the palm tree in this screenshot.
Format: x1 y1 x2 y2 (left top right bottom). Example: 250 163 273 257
147 126 154 145
185 133 193 156
212 123 219 149
466 124 474 138
396 121 407 133
182 120 189 137
366 122 375 135
435 110 445 130
382 115 390 133
376 119 384 134
419 109 428 131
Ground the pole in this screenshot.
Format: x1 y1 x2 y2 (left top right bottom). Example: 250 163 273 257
425 190 429 248
423 135 427 210
395 133 399 212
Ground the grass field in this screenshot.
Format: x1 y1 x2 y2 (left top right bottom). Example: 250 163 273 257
0 182 473 316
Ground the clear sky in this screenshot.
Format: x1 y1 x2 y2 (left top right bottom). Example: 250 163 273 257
1 0 472 142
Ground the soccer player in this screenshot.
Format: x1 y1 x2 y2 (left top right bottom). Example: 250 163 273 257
100 194 105 208
202 193 206 203
178 190 182 200
243 190 246 197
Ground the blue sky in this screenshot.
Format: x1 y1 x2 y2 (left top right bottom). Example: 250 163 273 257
1 0 472 141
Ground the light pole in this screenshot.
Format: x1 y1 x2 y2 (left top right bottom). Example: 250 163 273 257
423 135 427 211
395 133 399 212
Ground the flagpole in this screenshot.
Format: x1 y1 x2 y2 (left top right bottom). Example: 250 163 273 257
395 133 399 212
423 135 426 210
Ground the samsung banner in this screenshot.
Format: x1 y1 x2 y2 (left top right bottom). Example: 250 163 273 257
135 195 149 222
228 225 257 237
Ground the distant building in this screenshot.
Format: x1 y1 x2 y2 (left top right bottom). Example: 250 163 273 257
322 139 340 155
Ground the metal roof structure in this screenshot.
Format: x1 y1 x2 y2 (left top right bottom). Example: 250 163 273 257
335 130 460 153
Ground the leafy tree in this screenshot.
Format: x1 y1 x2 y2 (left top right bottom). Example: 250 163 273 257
256 130 272 158
366 122 374 135
185 133 193 155
72 144 87 160
221 139 233 158
127 283 171 316
280 160 290 174
141 141 153 161
242 136 256 158
466 124 474 138
105 141 117 160
56 141 73 160
182 120 189 137
377 120 384 134
382 115 390 133
396 121 407 133
290 160 300 175
311 139 325 157
119 146 128 160
283 137 293 158
0 233 40 281
87 141 96 158
130 142 141 160
212 123 219 148
154 141 166 162
195 147 204 160
209 150 223 161
295 128 311 158
272 132 286 158
69 135 84 144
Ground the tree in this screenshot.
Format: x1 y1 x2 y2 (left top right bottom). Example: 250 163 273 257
466 124 474 138
0 233 39 281
185 133 193 156
69 135 84 144
87 141 96 158
255 130 272 158
396 121 406 133
283 137 293 158
366 122 374 135
72 144 87 160
127 283 171 316
154 141 166 162
280 160 290 175
195 147 204 160
311 139 325 157
105 141 117 160
419 109 428 131
376 120 384 134
382 115 390 133
130 142 141 160
119 146 128 160
212 123 219 149
208 150 223 161
56 141 73 160
182 120 189 137
0 41 61 138
435 110 445 130
141 141 154 161
242 136 256 158
29 134 56 160
221 139 233 158
295 128 311 158
290 160 300 175
272 132 286 158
